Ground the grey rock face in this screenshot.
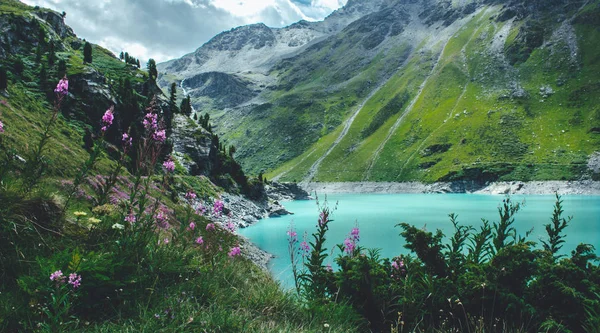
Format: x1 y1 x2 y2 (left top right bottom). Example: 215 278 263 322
184 72 256 109
171 114 213 176
205 23 276 52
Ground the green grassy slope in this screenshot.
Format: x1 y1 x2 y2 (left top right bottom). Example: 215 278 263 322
268 2 600 183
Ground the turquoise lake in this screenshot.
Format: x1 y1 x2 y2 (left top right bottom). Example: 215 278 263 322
238 194 600 288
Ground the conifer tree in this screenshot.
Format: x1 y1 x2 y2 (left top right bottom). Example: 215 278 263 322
136 59 140 68
47 42 56 67
57 59 67 77
119 51 124 60
83 42 93 63
147 59 157 81
0 67 7 91
169 82 178 114
39 63 47 95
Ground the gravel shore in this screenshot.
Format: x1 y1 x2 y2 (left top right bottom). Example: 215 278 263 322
301 180 600 195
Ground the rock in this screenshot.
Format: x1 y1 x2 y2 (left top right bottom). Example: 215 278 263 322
266 182 311 201
171 114 213 176
239 236 274 271
588 152 600 174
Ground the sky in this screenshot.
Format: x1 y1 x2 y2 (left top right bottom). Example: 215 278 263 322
21 0 348 64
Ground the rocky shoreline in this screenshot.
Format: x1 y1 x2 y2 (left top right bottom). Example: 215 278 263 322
301 180 600 195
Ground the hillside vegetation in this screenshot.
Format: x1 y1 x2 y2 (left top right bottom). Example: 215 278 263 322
158 0 600 184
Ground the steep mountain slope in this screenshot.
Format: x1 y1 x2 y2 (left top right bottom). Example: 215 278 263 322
160 0 600 183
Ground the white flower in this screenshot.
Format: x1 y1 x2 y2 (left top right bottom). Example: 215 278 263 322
112 223 125 230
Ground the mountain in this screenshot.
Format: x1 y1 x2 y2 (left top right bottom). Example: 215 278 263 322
158 0 600 184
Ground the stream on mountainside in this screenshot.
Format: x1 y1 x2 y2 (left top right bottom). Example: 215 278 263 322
238 194 600 288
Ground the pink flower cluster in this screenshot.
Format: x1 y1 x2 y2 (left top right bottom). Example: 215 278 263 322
185 190 197 201
188 222 196 231
343 238 355 254
154 209 169 229
49 270 82 288
152 129 166 143
350 227 360 242
206 223 215 231
228 246 241 258
68 273 82 288
54 77 69 96
101 106 114 133
391 257 406 279
343 225 360 255
195 204 207 216
124 213 136 224
300 240 310 257
122 133 132 147
213 200 224 217
287 228 298 242
225 221 236 233
143 113 158 130
195 236 204 245
163 157 175 172
0 120 4 134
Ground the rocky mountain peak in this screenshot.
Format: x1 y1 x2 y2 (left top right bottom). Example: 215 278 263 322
201 23 275 52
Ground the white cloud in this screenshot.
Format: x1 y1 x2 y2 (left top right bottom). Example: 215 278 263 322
19 0 346 63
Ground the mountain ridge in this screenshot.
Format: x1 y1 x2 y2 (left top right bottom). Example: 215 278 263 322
158 0 600 184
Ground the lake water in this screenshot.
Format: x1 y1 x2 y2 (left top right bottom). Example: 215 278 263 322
238 194 600 288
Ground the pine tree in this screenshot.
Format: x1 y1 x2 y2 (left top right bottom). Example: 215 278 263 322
136 59 140 68
180 95 192 117
83 42 93 64
35 45 43 64
0 67 7 91
169 82 178 114
147 59 157 81
47 42 56 67
119 51 124 60
229 145 236 157
57 59 67 77
39 64 47 94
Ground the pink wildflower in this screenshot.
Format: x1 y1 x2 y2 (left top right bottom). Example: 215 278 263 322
124 213 136 224
343 238 355 254
163 238 169 244
213 200 224 217
287 229 298 242
350 227 360 242
49 270 64 282
185 190 197 200
225 221 236 233
54 77 68 96
228 246 241 258
206 223 215 231
68 273 82 288
0 120 4 134
143 112 158 130
162 157 175 173
101 106 114 132
195 204 206 216
152 129 166 142
195 236 204 245
188 222 196 231
122 133 132 147
300 240 310 257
